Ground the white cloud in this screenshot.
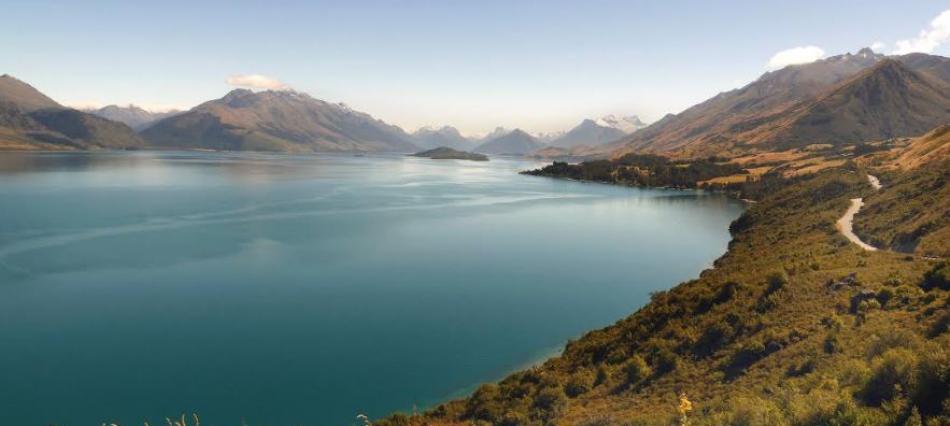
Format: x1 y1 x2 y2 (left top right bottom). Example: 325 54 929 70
870 41 886 52
894 10 950 54
225 74 290 91
766 46 826 70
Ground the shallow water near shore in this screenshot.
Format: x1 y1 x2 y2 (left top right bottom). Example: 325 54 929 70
0 151 744 425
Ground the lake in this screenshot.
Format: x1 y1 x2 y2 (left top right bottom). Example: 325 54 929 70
0 151 745 425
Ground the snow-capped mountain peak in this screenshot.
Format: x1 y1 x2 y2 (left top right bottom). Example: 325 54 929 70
595 114 647 134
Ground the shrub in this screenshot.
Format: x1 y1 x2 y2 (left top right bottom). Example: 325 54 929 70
729 396 789 426
922 262 950 291
594 365 610 387
824 333 841 354
564 370 594 398
756 293 779 313
695 322 734 357
861 348 918 405
876 288 895 307
838 359 872 388
929 312 950 338
498 410 529 426
787 358 817 377
821 314 845 331
622 355 652 385
714 281 742 304
533 386 567 414
912 347 950 416
766 271 789 295
723 341 767 379
653 348 679 374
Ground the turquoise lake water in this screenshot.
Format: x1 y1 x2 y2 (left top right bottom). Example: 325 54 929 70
0 152 744 425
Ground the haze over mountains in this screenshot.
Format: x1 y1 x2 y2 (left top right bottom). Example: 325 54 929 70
85 105 181 130
410 126 478 151
548 115 647 149
473 129 543 155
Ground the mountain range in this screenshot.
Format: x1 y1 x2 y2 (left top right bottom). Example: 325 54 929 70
410 126 478 151
4 47 950 159
84 105 181 130
473 129 543 155
547 117 636 149
605 48 950 159
0 75 143 150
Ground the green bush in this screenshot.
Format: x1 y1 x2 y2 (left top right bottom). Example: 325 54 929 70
653 348 679 374
766 271 789 295
877 288 896 307
824 333 841 354
533 386 567 414
912 348 950 416
466 384 502 422
594 365 610 387
922 262 950 290
723 341 767 379
622 355 652 386
564 370 594 398
861 348 919 405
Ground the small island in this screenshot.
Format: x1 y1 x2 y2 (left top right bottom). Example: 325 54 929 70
410 146 488 161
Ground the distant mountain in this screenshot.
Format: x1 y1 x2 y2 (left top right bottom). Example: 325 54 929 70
474 129 543 155
85 105 181 130
549 119 627 148
536 130 566 144
411 126 477 151
0 74 61 112
610 48 950 158
476 127 511 143
142 89 418 153
0 75 143 150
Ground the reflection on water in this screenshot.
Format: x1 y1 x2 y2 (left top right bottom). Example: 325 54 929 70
0 151 744 426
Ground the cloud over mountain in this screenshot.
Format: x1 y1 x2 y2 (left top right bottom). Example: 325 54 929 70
766 46 826 70
225 74 290 91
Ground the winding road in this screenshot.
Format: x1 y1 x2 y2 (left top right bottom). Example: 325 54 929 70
836 174 881 251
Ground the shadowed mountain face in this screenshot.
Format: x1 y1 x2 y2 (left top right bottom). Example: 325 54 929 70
473 129 543 155
142 89 418 153
609 49 950 158
759 59 950 150
411 126 477 151
85 105 181 130
0 76 144 150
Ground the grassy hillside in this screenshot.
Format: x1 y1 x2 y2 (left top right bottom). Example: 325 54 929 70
379 150 950 425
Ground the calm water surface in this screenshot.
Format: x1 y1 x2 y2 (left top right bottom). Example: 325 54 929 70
0 152 744 425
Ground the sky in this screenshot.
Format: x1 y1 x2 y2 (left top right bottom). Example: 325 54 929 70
2 1 949 136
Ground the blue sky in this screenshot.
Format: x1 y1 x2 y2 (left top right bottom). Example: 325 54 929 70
2 1 949 135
